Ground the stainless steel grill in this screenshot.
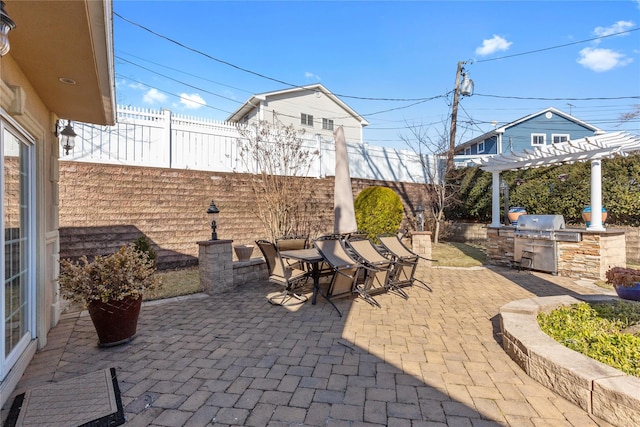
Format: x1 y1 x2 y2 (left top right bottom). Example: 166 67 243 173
513 214 581 274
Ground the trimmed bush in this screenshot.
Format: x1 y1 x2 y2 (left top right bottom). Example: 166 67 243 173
354 186 404 240
133 236 157 266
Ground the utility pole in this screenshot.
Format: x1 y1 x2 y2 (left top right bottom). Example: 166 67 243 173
448 61 473 171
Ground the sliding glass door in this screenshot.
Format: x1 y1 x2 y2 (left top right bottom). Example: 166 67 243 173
1 113 35 380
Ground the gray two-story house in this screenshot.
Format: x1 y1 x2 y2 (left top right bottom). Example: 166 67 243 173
454 107 602 167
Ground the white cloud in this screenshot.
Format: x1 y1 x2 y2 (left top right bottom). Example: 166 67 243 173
475 35 512 56
143 88 167 104
577 47 632 72
179 93 206 109
128 82 147 90
305 71 321 81
593 20 634 43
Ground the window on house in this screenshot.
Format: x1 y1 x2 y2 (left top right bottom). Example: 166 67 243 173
322 118 334 131
301 113 314 127
531 134 546 146
552 134 569 144
478 141 485 153
464 147 471 155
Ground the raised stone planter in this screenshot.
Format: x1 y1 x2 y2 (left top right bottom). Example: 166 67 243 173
500 295 640 427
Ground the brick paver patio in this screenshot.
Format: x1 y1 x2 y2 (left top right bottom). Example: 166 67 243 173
2 265 617 426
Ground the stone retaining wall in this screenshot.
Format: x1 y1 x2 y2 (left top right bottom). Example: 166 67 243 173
500 295 640 427
59 161 424 270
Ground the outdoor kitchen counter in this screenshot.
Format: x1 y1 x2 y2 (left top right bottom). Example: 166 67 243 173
486 226 626 281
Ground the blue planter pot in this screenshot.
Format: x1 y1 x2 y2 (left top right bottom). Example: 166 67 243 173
614 283 640 302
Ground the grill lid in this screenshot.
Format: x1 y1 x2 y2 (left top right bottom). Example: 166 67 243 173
516 214 565 231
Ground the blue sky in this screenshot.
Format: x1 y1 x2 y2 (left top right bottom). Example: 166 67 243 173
114 0 640 149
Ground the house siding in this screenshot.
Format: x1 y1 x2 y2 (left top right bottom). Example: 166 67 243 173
500 113 595 154
237 88 364 143
0 54 59 408
454 109 600 164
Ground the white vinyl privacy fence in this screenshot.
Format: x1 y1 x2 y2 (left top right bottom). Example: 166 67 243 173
67 106 439 184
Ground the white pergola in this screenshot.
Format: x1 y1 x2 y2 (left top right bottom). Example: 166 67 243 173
475 131 640 230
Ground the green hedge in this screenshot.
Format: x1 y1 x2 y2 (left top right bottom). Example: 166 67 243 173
446 154 640 226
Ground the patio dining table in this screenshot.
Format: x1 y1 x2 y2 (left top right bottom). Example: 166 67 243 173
280 248 341 315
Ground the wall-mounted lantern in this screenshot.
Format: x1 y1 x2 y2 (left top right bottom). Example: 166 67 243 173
206 200 220 240
0 1 16 57
55 120 77 155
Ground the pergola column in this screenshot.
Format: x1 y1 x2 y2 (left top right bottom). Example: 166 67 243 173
490 172 502 228
588 159 605 231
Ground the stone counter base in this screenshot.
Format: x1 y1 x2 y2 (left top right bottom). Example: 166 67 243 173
500 295 640 427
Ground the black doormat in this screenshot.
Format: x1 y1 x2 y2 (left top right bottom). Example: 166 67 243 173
4 367 124 427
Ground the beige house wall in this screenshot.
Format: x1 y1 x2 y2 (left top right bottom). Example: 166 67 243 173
247 89 364 143
0 55 60 407
1 55 61 345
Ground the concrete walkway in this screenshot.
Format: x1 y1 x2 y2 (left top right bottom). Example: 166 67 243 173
2 265 618 426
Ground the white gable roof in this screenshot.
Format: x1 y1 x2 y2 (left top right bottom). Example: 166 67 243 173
226 84 369 126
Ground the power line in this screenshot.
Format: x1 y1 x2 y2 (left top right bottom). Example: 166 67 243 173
475 27 640 63
114 12 434 102
116 74 235 115
117 56 243 104
117 50 253 96
475 93 640 101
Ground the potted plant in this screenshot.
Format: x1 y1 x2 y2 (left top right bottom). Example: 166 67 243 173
605 266 640 302
58 244 161 346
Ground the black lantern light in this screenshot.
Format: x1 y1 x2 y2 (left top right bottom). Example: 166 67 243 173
0 1 16 57
55 120 77 155
416 203 425 232
206 200 220 240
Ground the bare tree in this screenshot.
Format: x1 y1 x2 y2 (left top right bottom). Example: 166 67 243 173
400 122 459 244
619 104 640 124
236 120 319 241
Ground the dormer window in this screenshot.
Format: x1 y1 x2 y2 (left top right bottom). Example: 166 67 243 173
301 113 314 127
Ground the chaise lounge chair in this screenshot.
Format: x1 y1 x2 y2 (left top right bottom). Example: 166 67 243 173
377 233 433 290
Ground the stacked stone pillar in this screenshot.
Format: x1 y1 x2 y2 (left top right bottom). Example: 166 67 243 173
197 239 233 294
411 231 432 262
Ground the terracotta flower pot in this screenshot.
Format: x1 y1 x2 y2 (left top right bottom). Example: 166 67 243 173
87 296 142 347
507 207 527 226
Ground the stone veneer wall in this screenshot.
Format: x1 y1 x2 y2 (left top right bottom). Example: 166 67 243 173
622 226 640 263
485 227 515 267
558 232 626 281
443 222 488 243
58 161 425 269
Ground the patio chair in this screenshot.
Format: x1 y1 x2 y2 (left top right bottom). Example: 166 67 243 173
276 235 308 270
314 236 380 310
346 236 408 299
275 235 308 251
377 234 432 290
256 240 310 306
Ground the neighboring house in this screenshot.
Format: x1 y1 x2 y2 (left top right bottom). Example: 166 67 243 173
0 0 115 405
453 107 602 167
226 83 369 144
